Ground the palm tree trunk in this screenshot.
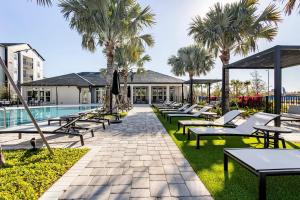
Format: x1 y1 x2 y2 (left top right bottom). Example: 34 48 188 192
105 43 114 112
220 49 230 114
123 71 128 108
189 74 193 105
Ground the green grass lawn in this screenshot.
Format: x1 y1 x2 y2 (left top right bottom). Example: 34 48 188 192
153 108 300 200
0 148 88 200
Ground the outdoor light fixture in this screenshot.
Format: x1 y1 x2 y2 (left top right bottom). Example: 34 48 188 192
30 138 37 151
130 70 134 82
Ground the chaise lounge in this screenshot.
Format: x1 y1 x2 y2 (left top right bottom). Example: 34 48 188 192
177 110 243 134
158 103 189 113
167 106 212 123
187 112 284 149
162 104 198 118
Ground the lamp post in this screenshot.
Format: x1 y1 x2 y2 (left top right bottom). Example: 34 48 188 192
0 54 53 155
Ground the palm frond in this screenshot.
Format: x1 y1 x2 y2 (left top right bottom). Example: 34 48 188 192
35 0 52 6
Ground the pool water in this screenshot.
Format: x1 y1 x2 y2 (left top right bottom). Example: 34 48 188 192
0 105 98 128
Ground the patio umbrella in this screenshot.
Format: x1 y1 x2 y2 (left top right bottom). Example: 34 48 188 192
127 86 131 98
112 70 120 95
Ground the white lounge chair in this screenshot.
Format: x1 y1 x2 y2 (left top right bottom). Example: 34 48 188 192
187 112 282 149
158 103 189 113
152 101 174 108
178 110 243 134
162 104 198 118
281 105 300 122
167 106 212 123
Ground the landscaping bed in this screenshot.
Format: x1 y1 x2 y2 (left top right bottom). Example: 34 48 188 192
0 148 88 200
153 108 300 200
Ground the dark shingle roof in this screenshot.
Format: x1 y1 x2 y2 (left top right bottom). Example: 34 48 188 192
22 73 92 87
22 70 184 87
128 70 184 84
184 79 222 84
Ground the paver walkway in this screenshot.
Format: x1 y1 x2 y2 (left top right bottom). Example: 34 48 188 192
42 105 213 200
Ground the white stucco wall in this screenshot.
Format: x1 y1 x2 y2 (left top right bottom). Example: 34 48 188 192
22 86 81 105
0 46 5 85
57 86 80 104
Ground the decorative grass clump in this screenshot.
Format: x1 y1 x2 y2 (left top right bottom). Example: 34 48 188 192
0 148 88 200
153 108 300 200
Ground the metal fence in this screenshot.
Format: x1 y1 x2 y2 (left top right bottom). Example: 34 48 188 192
232 96 300 113
265 96 300 113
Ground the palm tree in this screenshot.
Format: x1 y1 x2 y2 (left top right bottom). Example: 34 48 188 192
115 34 153 107
60 0 155 110
244 81 251 96
189 0 281 114
230 80 243 97
168 45 215 105
280 0 300 15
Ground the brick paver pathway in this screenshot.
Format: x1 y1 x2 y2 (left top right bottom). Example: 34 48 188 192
42 105 213 200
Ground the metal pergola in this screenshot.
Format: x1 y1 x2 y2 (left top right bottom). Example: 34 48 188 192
183 79 222 104
225 45 300 125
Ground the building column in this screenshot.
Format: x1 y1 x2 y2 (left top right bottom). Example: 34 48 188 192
148 85 152 105
56 86 59 105
166 85 170 102
130 85 134 105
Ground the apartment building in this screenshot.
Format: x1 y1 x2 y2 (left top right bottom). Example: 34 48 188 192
0 43 44 99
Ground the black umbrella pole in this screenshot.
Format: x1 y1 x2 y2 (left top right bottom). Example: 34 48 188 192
0 58 53 155
110 89 113 114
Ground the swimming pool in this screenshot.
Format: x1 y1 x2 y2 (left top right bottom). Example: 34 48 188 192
0 104 99 128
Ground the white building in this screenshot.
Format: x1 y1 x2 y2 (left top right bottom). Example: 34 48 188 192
0 43 44 100
21 70 188 105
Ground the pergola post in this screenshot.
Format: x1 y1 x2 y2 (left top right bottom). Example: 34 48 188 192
274 46 282 126
221 67 226 115
208 83 211 104
181 83 184 103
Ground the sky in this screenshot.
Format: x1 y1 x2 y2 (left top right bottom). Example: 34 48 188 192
0 0 299 92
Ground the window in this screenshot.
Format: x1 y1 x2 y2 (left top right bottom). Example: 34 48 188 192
45 91 50 102
27 91 32 101
96 88 106 104
14 53 18 60
39 91 45 102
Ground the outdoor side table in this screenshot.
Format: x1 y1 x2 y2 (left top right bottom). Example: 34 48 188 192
201 111 218 121
60 114 80 125
254 125 292 148
224 148 300 200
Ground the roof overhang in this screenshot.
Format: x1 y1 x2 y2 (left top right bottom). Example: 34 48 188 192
226 45 300 69
184 79 222 84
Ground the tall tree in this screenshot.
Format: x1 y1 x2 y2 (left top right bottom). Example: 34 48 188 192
189 0 281 114
250 70 266 95
168 45 214 105
230 80 243 97
115 34 154 107
60 0 155 110
243 80 251 96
